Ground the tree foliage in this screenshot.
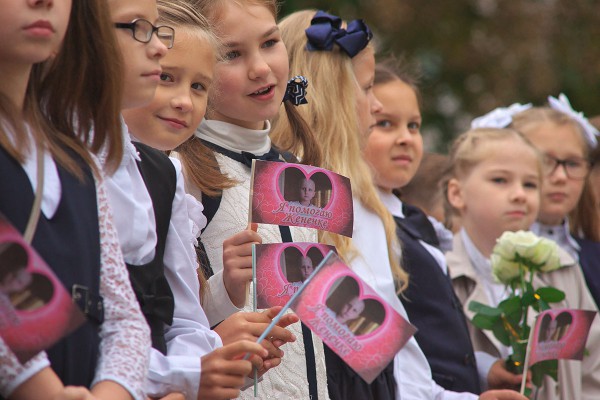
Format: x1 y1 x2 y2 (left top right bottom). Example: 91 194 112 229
281 0 600 150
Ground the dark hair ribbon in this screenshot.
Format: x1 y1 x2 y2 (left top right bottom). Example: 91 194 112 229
305 10 373 58
283 75 309 106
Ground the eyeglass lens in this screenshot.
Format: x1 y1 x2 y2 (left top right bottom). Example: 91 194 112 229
133 19 174 48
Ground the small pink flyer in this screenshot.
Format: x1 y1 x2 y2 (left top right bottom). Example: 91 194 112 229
253 242 337 309
529 308 596 366
249 160 353 237
291 252 417 383
0 215 85 363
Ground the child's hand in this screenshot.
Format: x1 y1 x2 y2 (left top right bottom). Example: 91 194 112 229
213 307 297 362
199 340 268 400
222 223 261 307
487 359 531 391
51 387 98 400
479 390 528 400
147 393 185 400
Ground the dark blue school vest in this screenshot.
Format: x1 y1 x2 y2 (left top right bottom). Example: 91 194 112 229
126 142 176 355
576 236 600 309
0 145 102 387
395 203 481 394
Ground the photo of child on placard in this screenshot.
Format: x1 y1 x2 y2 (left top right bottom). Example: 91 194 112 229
529 309 597 366
290 252 417 383
250 160 353 237
0 215 85 363
254 242 336 308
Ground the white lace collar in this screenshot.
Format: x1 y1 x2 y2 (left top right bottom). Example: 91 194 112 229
195 118 271 155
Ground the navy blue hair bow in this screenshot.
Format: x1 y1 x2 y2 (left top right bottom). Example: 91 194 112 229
283 75 309 106
305 10 373 58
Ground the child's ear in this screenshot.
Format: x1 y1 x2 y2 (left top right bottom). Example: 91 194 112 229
446 178 465 211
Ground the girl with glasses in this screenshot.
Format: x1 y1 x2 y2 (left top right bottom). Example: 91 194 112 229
510 98 600 309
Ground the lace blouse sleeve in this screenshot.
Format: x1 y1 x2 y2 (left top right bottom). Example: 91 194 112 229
91 171 151 400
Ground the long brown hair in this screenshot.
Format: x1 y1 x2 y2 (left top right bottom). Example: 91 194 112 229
1 0 123 177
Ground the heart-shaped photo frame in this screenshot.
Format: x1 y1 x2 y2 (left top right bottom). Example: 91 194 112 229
0 219 85 364
291 253 417 383
254 242 336 309
530 308 597 366
250 161 353 237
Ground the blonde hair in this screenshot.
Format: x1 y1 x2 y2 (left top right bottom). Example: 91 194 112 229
511 107 591 156
511 107 599 240
272 10 407 293
158 0 221 299
445 127 542 216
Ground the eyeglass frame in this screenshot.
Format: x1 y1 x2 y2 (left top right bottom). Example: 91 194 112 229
114 18 175 49
543 153 591 180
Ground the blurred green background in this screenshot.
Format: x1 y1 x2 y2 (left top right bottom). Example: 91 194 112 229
280 0 600 151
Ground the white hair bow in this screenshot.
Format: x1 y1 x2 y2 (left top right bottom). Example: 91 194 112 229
471 103 532 129
547 93 599 148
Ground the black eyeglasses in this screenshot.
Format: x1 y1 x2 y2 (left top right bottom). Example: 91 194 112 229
114 19 175 49
543 154 590 180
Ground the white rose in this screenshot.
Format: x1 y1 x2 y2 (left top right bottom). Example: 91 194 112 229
537 237 561 272
491 253 521 284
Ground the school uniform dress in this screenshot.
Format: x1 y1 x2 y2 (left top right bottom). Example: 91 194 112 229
104 127 222 400
448 230 600 400
531 221 600 309
325 196 477 400
188 119 329 400
0 140 149 400
379 191 481 394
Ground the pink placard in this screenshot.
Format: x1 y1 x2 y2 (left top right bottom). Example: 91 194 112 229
0 215 85 363
529 308 596 366
250 160 353 237
254 243 337 309
291 253 416 383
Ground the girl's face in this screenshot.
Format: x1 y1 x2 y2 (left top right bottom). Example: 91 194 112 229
123 31 215 151
299 257 314 281
0 0 71 98
524 121 587 225
365 79 423 192
207 2 289 130
0 268 31 295
299 178 316 205
448 138 541 255
338 296 365 325
109 0 169 110
352 47 382 136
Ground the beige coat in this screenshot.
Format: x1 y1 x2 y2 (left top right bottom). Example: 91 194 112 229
447 234 600 400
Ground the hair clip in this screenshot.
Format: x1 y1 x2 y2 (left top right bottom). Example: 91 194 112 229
283 75 309 106
305 10 372 58
471 103 532 129
548 93 599 148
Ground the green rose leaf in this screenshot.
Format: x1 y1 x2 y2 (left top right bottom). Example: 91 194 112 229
536 287 566 303
492 319 511 346
469 301 502 317
472 314 499 330
531 359 558 387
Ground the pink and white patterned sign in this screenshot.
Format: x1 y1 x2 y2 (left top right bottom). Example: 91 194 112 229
529 308 596 366
254 242 337 309
250 161 353 237
0 215 85 363
291 252 416 383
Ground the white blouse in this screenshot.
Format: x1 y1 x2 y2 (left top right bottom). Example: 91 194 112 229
0 146 151 400
348 200 477 400
104 129 222 400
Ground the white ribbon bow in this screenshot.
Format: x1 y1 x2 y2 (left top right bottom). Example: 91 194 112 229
471 103 532 129
547 93 599 148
